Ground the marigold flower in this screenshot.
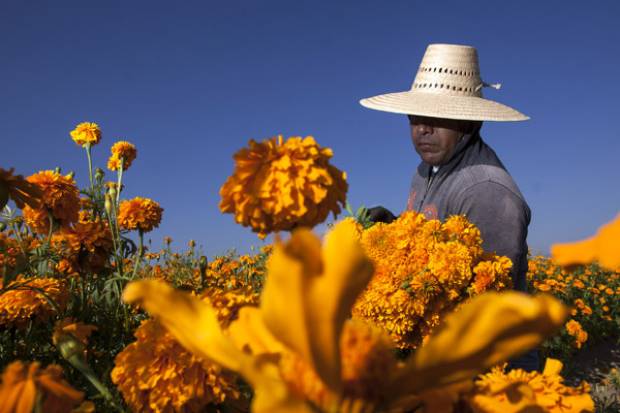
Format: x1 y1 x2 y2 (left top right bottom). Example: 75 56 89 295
469 358 594 412
565 319 588 349
219 135 348 238
51 220 113 273
107 141 137 171
352 211 512 348
0 361 85 413
70 122 101 147
52 318 98 349
0 276 68 328
22 170 80 234
111 319 240 412
0 167 42 210
117 197 163 233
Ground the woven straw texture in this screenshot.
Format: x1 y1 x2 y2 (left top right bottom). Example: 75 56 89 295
360 44 529 121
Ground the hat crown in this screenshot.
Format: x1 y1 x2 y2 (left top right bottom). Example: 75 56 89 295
411 44 484 97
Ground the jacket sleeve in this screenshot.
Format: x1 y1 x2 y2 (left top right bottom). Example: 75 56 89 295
451 181 531 292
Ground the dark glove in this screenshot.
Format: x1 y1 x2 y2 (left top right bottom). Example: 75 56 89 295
367 206 397 224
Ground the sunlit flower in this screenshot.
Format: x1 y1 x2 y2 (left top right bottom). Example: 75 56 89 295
107 141 137 171
352 211 512 348
111 318 240 412
51 220 113 274
551 213 620 270
70 122 101 147
0 361 85 413
565 319 588 349
0 167 42 210
117 197 163 233
123 221 568 413
219 135 348 238
22 170 80 234
469 358 594 412
0 276 68 328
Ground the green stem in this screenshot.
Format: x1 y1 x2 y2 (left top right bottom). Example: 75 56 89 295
116 160 124 206
85 143 94 192
131 230 144 279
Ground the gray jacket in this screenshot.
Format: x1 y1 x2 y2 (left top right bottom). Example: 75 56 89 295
407 130 530 291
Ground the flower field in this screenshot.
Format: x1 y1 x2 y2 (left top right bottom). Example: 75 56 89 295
1 123 619 412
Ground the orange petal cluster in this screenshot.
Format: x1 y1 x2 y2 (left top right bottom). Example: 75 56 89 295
51 220 113 274
219 135 348 238
111 319 240 412
70 122 101 147
117 197 163 233
107 141 137 171
352 212 512 348
22 170 80 234
0 276 68 328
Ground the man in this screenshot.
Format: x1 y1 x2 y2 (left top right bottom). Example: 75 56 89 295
360 44 537 370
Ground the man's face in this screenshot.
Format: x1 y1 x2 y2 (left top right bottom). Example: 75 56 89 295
409 115 466 166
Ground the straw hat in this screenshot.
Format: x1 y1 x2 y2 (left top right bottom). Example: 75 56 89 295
360 44 529 121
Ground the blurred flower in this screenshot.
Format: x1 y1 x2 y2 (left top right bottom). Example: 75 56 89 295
70 122 101 147
123 221 568 413
0 167 42 210
0 361 85 413
469 358 594 412
0 276 68 328
107 141 137 171
565 319 588 349
117 197 163 233
22 170 80 234
551 213 620 271
111 318 239 412
219 135 348 238
52 318 98 350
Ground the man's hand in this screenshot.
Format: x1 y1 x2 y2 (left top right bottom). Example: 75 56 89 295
367 206 397 224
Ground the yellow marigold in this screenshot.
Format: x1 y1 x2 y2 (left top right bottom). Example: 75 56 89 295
70 122 101 147
469 358 594 412
219 135 348 238
51 220 113 274
0 361 86 413
0 276 68 328
565 319 588 349
107 141 137 171
117 197 163 233
22 170 80 234
0 167 42 210
111 319 240 412
352 211 512 348
279 319 398 410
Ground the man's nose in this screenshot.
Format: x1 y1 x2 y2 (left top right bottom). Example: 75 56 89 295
414 123 433 135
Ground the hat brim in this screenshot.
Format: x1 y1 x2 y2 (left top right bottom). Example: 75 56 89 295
360 90 529 122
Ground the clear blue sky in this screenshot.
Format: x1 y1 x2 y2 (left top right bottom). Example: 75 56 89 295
2 0 619 257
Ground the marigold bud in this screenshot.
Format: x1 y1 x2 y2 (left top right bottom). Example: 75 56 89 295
104 194 113 216
94 167 105 181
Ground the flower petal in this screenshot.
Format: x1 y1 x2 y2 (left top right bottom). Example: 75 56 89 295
390 292 568 396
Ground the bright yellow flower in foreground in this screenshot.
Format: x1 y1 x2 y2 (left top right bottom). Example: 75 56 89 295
551 213 620 270
117 197 163 233
70 122 101 147
0 167 42 210
470 358 594 412
0 276 68 328
22 170 80 234
0 361 85 413
219 135 348 238
111 319 240 413
107 141 137 171
123 221 568 413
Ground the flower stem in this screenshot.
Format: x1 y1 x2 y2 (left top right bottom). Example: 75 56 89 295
132 230 144 279
85 143 94 192
116 160 124 206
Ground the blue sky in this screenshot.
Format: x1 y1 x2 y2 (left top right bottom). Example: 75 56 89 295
2 0 619 257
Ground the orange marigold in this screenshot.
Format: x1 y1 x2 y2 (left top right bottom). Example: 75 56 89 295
565 319 588 349
219 135 348 238
70 122 101 147
22 170 80 234
107 141 137 171
352 211 512 348
0 361 86 413
52 318 98 349
469 358 594 412
51 220 113 273
0 167 42 210
0 276 68 328
111 319 240 412
117 197 163 233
